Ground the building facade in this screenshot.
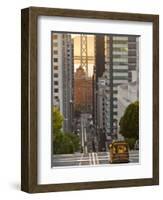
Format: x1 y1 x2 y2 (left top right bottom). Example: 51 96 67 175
52 33 74 132
117 81 138 139
104 35 139 140
93 35 139 147
74 66 92 113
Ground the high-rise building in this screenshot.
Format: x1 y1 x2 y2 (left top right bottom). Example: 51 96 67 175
93 34 139 146
52 33 63 112
128 36 139 82
104 35 139 139
93 35 106 151
74 66 92 113
95 35 105 78
52 33 74 132
117 80 138 129
96 77 107 150
105 36 129 138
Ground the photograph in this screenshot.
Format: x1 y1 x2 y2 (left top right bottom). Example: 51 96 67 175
51 32 139 167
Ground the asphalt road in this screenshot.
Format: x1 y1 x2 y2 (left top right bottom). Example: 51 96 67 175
80 113 98 153
52 151 139 167
52 113 139 167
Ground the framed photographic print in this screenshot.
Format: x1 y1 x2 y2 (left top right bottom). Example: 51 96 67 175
21 7 159 193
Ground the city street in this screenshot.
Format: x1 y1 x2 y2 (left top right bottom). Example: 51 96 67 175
80 113 98 154
51 33 140 168
52 112 139 167
52 151 139 167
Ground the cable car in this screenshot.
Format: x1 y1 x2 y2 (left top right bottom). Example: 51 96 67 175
109 141 129 163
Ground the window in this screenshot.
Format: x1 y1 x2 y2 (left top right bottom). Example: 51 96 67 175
54 81 58 85
53 50 58 54
53 43 58 47
113 47 128 52
113 55 128 59
54 65 58 70
53 58 58 62
128 57 136 63
54 88 59 93
113 76 128 80
53 34 58 39
113 40 128 44
54 73 58 78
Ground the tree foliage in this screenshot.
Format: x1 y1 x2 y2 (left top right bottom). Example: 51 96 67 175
67 132 80 152
53 106 80 154
125 138 137 150
119 101 139 140
53 132 80 154
53 106 63 136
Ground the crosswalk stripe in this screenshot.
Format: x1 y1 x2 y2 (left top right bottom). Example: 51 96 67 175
52 151 139 166
79 153 84 165
92 152 96 165
95 153 99 164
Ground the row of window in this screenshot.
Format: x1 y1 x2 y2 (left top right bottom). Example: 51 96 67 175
113 47 128 52
113 62 128 65
113 69 128 73
113 72 128 77
113 40 128 44
113 76 128 80
113 55 129 59
113 58 128 62
53 41 72 48
113 37 128 41
53 50 71 55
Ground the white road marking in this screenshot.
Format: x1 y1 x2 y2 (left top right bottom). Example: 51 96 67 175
95 153 99 164
84 128 87 142
84 127 88 154
81 119 84 148
53 151 139 166
92 152 96 165
89 153 92 165
79 153 84 165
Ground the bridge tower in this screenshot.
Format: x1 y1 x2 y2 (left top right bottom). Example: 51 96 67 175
80 34 88 77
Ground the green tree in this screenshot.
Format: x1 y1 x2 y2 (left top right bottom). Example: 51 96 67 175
125 138 136 150
53 107 80 154
53 132 80 154
66 132 80 152
53 106 63 137
53 132 74 154
119 101 139 140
